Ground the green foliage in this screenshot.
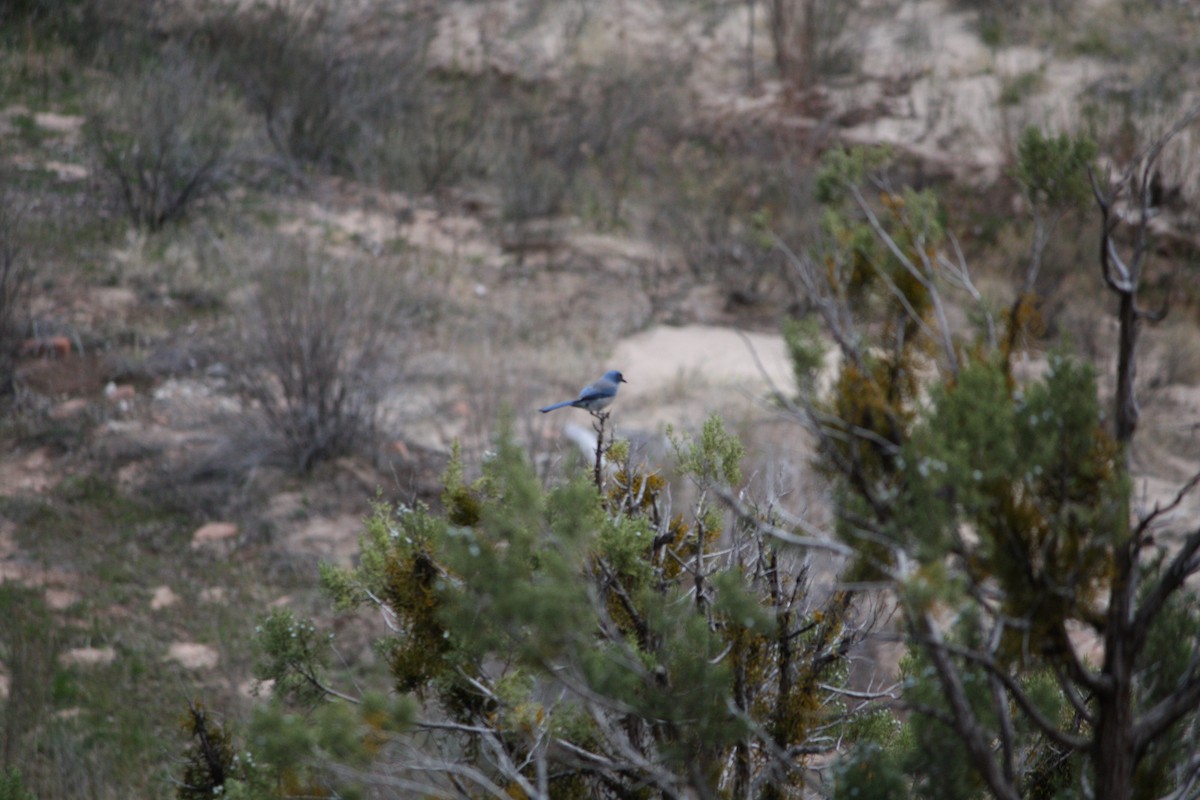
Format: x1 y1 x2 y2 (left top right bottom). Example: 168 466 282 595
0 768 34 800
898 355 1121 644
1015 128 1097 211
1130 575 1200 799
290 417 860 796
815 146 893 204
669 415 746 488
833 742 909 800
177 701 239 800
0 585 63 788
802 130 1200 800
784 316 827 392
897 650 990 800
253 609 334 706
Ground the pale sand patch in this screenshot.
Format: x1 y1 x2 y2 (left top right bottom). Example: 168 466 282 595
165 642 219 670
43 160 88 181
60 647 117 668
191 521 238 550
613 324 793 398
285 513 367 566
199 586 227 603
150 585 180 611
0 447 59 494
44 588 80 610
33 111 84 134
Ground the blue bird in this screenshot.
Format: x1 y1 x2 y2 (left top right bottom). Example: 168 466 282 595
539 370 627 413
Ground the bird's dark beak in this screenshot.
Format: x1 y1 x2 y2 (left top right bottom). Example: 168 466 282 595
620 376 628 383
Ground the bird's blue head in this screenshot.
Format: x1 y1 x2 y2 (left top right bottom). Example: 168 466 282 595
604 370 627 384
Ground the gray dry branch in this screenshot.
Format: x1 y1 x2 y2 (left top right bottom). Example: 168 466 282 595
0 181 32 393
240 237 417 473
84 46 243 231
197 0 438 178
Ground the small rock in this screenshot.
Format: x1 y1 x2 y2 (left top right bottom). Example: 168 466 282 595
104 382 137 403
165 642 219 670
49 398 89 421
240 678 274 699
60 646 116 668
150 585 179 611
199 587 226 603
44 588 80 610
190 522 238 551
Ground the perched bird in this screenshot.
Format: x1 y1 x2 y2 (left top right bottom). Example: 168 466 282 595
539 370 627 414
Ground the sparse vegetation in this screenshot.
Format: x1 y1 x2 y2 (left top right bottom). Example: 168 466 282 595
196 0 437 178
1 0 1199 798
239 236 417 473
0 182 32 393
84 45 244 231
234 418 874 798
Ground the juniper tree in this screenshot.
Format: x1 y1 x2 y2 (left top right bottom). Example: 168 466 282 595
239 418 880 799
784 124 1200 800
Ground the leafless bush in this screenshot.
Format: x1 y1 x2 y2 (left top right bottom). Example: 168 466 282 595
240 237 415 473
952 0 1079 43
0 179 32 394
767 0 861 88
650 131 818 312
198 0 436 175
369 72 493 193
84 45 243 231
492 62 681 243
1157 320 1200 386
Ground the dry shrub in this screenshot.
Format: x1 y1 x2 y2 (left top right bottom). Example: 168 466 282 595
370 71 493 194
767 0 862 88
1157 320 1200 386
491 60 682 240
240 236 417 473
84 45 244 231
197 0 436 176
0 179 32 393
649 130 818 313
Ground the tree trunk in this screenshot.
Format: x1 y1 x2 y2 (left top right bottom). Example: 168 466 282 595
1095 544 1136 800
1114 291 1139 446
1094 678 1134 800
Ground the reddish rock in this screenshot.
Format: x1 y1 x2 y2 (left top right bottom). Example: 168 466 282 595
49 398 89 421
105 383 137 403
190 522 238 551
164 642 219 670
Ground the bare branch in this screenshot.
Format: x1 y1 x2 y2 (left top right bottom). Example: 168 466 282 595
1134 469 1200 537
848 183 959 374
920 613 1022 800
920 633 1091 752
1134 669 1200 755
714 486 855 557
1134 525 1200 652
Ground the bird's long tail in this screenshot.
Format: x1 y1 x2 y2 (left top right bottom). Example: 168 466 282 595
539 400 575 413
